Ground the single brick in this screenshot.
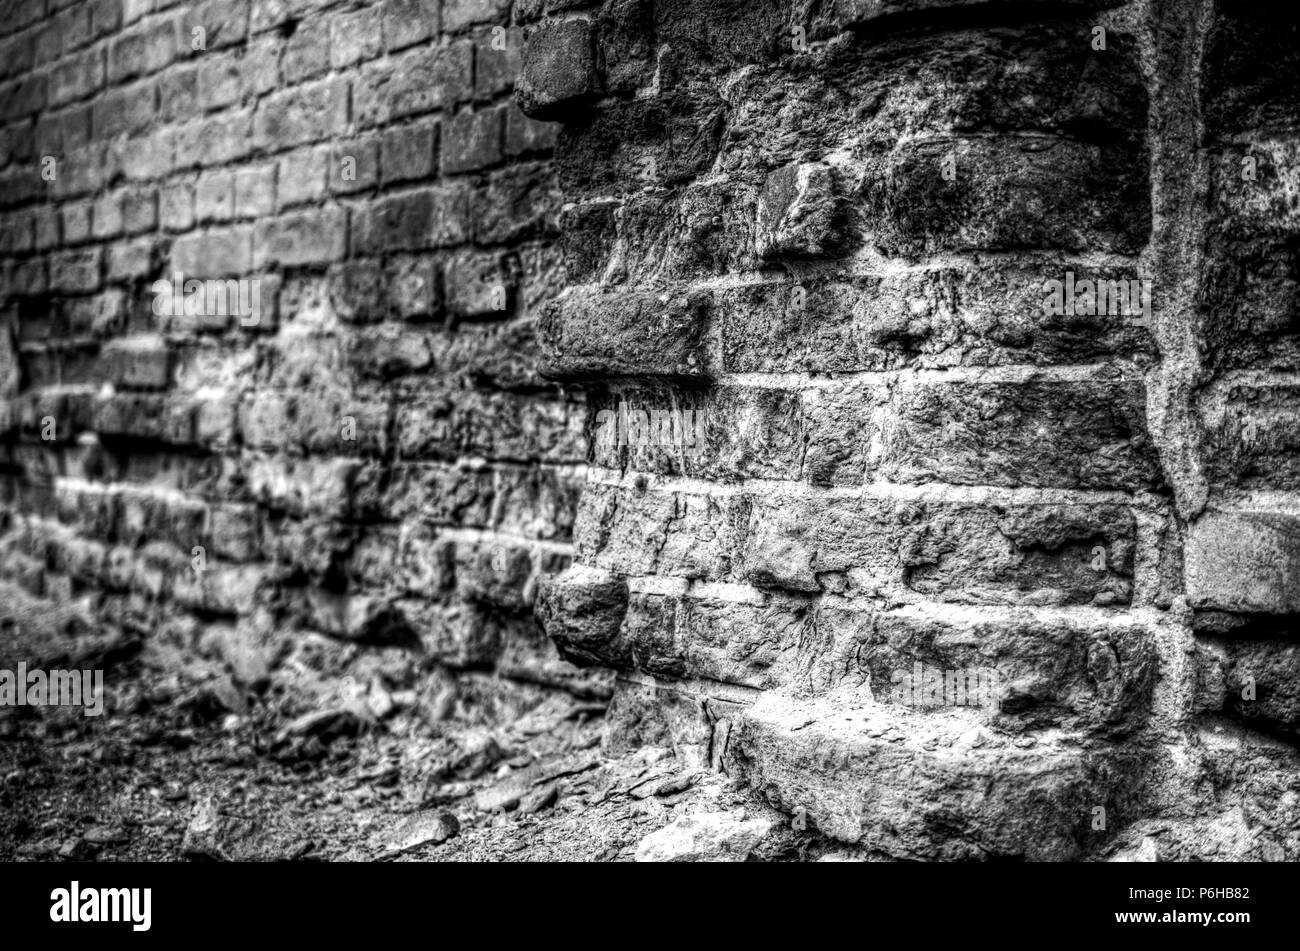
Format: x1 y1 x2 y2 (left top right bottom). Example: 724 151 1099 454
476 27 523 99
332 6 383 67
353 42 472 127
253 78 349 150
195 170 235 223
253 207 348 267
277 145 329 208
50 247 103 292
101 337 173 389
107 15 179 83
385 253 441 319
441 106 503 175
233 164 275 218
114 128 173 182
282 17 330 84
538 286 710 379
517 18 600 120
170 225 253 277
880 372 1159 490
442 0 511 33
1186 510 1300 614
106 236 157 280
33 206 59 249
157 64 199 121
427 181 475 246
197 51 243 111
358 189 434 253
62 201 94 243
381 122 437 184
382 0 438 52
242 37 280 95
330 135 380 194
93 82 156 138
92 190 125 238
184 0 249 50
160 182 195 232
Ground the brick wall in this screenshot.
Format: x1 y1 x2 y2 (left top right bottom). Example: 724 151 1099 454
6 0 1300 861
525 0 1300 859
0 0 602 715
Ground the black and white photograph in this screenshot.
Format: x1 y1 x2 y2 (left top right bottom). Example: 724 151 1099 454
0 0 1292 931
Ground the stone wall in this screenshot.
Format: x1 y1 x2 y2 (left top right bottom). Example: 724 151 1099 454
5 0 1300 861
526 0 1300 859
0 0 600 717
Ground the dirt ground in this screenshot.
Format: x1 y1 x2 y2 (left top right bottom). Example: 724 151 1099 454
0 651 825 863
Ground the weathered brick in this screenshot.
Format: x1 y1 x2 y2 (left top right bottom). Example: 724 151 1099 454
1186 509 1300 615
880 372 1161 490
49 48 104 105
441 105 503 175
92 81 157 137
476 26 523 99
184 0 249 50
233 164 276 218
381 122 437 184
277 145 329 208
539 286 710 380
159 181 195 232
385 253 440 319
332 6 383 67
106 236 157 280
382 0 438 51
170 225 253 276
353 42 473 128
282 17 330 83
253 78 349 150
107 15 180 83
253 207 348 267
330 135 380 195
517 18 599 120
100 337 173 389
442 0 511 33
195 170 235 223
197 50 243 110
49 247 102 292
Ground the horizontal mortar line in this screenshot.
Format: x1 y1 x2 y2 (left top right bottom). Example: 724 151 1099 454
3 383 101 398
583 467 1135 505
618 576 1168 625
615 669 762 706
1211 491 1300 515
1217 131 1300 147
892 129 1091 146
4 508 575 557
51 475 205 507
1200 369 1300 390
626 576 767 604
434 526 574 554
382 458 589 477
568 251 1148 300
878 599 1170 628
232 451 588 475
769 248 1146 281
714 362 1136 388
